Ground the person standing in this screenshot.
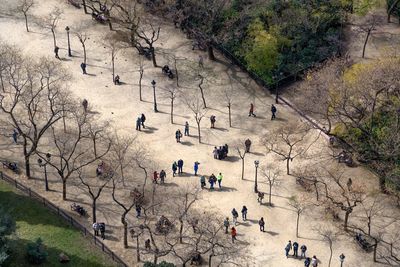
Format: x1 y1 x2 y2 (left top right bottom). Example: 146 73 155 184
160 170 166 184
213 147 218 159
153 171 158 184
245 139 251 153
285 241 292 258
249 103 256 117
12 129 18 144
311 255 318 267
209 174 216 190
293 241 299 257
231 208 239 225
136 117 141 131
175 129 182 142
140 113 146 128
230 227 237 243
194 161 200 176
177 159 184 174
210 115 216 128
241 205 248 221
54 46 60 59
100 223 105 240
82 99 88 112
184 121 190 136
259 217 265 232
217 172 223 189
200 175 206 189
80 62 87 74
172 161 178 177
300 244 307 258
304 257 311 267
223 217 230 234
271 104 277 120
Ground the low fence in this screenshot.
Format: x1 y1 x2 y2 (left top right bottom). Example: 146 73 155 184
0 171 129 267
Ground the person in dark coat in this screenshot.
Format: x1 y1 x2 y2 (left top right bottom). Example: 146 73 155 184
140 114 146 128
285 240 292 258
241 206 248 221
194 161 200 176
160 170 166 184
259 217 265 232
293 241 299 257
82 99 88 112
231 208 239 225
80 62 87 74
184 121 189 136
172 161 177 177
54 46 60 59
300 244 307 258
209 174 216 189
200 175 206 189
223 217 229 233
245 139 251 153
12 129 18 144
271 104 277 120
136 117 141 131
177 159 184 174
304 257 311 267
249 103 256 117
175 129 182 142
210 115 216 128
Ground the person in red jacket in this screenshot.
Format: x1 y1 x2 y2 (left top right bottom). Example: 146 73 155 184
231 227 237 243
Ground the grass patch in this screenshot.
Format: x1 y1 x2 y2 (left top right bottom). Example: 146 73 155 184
0 180 116 267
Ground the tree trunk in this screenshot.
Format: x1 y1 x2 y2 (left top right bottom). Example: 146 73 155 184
179 219 183 243
122 216 128 248
108 20 113 31
241 157 244 180
62 179 67 200
328 242 333 267
174 57 179 87
207 45 215 61
208 254 213 267
367 216 371 235
139 70 143 101
170 99 174 124
286 158 290 175
24 153 31 178
83 44 87 64
51 28 57 49
112 55 115 83
268 184 272 205
362 29 372 58
92 199 97 223
344 210 350 231
296 212 300 237
151 47 157 67
228 104 232 127
24 14 29 32
136 236 140 262
197 121 201 143
198 77 207 108
82 0 88 14
154 254 158 264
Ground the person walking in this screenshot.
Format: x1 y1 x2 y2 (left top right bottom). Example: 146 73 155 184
285 240 292 258
245 139 251 153
271 104 277 120
12 129 18 144
230 227 237 243
231 208 239 225
259 217 265 232
140 113 146 128
172 161 178 177
54 46 60 59
136 117 141 131
80 62 87 74
200 175 206 189
304 257 311 267
82 99 88 112
223 217 230 234
135 205 141 218
249 103 256 117
213 147 218 159
311 255 318 267
210 115 216 128
293 241 299 257
177 159 184 174
194 161 200 176
300 244 307 258
175 129 182 143
160 170 166 184
241 205 248 221
184 121 189 136
153 171 158 184
217 172 223 189
209 174 216 190
100 223 105 240
93 222 100 236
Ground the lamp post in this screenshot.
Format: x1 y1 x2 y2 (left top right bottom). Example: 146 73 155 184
37 153 51 191
339 253 345 267
254 160 259 193
65 26 72 57
151 80 158 112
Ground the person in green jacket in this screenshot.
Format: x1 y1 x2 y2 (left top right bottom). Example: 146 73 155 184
217 173 223 189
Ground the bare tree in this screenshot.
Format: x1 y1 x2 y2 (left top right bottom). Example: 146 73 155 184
234 140 247 180
138 57 144 101
75 29 89 64
135 23 160 67
183 92 207 143
262 123 315 175
358 14 378 58
219 78 238 127
0 50 69 178
288 194 308 237
161 85 179 124
261 167 280 206
103 34 123 83
316 227 339 267
17 0 34 32
112 0 139 47
109 132 135 186
42 8 62 49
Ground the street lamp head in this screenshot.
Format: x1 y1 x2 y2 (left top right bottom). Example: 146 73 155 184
254 160 259 168
37 158 43 165
151 80 156 86
65 26 70 32
339 253 345 262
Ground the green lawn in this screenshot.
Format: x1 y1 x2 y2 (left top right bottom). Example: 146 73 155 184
0 180 117 267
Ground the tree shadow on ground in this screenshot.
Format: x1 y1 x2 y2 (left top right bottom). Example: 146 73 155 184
266 231 279 236
215 186 237 192
211 127 228 132
142 126 158 134
160 182 179 187
249 151 265 157
223 156 240 162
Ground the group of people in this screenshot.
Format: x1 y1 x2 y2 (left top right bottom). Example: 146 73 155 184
248 103 278 120
172 159 184 176
136 114 146 131
200 172 223 190
285 240 317 266
153 170 166 184
92 222 106 240
213 144 229 160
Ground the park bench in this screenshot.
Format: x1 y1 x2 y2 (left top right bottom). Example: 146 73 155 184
71 203 87 217
162 65 174 79
355 233 374 252
1 160 20 174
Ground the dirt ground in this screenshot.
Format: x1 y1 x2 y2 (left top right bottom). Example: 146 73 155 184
0 1 396 266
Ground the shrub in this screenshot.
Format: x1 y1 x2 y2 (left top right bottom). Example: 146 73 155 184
26 238 48 264
0 207 15 265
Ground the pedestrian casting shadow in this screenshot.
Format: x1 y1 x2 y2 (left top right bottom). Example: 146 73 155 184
247 219 259 224
224 156 240 162
86 73 97 77
161 182 179 187
238 222 252 227
180 141 193 146
102 235 119 242
217 186 237 192
60 58 72 62
250 151 265 156
266 231 279 236
176 172 192 177
274 117 287 122
142 126 158 133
